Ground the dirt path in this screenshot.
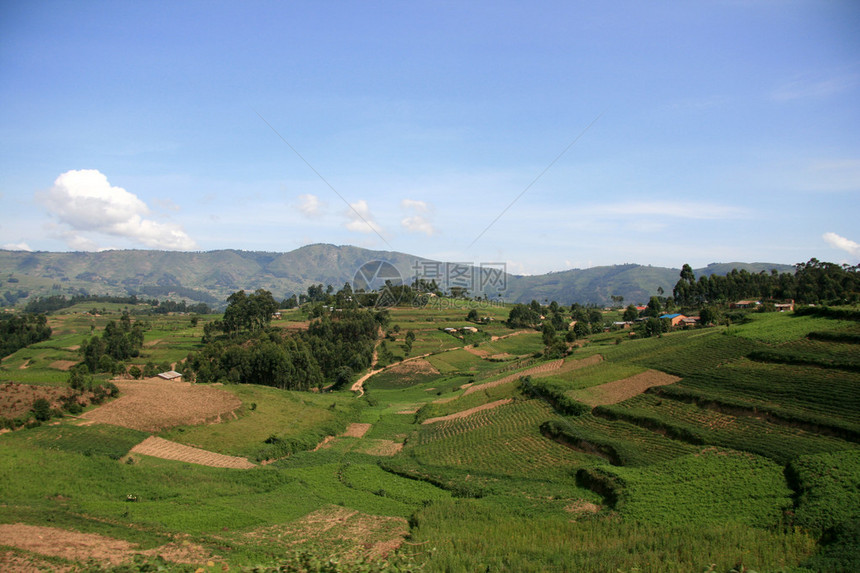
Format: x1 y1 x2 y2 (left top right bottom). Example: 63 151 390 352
461 354 604 397
350 329 532 396
422 398 513 424
129 436 256 469
462 359 564 396
570 370 681 406
81 378 241 432
351 352 432 396
0 523 211 568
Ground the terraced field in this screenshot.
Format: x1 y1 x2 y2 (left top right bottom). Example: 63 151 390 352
407 400 596 477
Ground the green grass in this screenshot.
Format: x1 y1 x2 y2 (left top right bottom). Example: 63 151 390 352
407 499 816 573
538 361 647 392
0 301 857 570
544 414 698 466
160 385 360 460
20 424 148 460
407 400 595 479
603 449 795 528
788 449 860 535
475 331 543 356
728 311 858 344
598 393 853 464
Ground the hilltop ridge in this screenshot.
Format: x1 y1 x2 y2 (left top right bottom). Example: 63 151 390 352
0 244 795 308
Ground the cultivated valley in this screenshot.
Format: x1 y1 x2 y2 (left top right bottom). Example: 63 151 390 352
0 258 858 572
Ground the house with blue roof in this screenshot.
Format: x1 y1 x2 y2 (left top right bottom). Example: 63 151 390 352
659 313 687 327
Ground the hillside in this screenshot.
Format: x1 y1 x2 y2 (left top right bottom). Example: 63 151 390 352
0 245 795 308
0 303 857 571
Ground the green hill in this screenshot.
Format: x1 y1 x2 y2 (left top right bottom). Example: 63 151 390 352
0 245 795 308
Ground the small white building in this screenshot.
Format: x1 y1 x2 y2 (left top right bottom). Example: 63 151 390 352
157 370 182 381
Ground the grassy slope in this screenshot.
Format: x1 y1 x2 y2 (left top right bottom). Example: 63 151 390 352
0 306 858 571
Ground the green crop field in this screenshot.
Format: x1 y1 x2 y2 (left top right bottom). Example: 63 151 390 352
1 303 858 571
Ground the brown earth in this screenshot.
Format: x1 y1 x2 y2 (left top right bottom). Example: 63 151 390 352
1 548 71 573
384 357 441 378
570 370 681 406
0 524 211 568
80 378 241 432
464 345 490 357
460 355 604 397
462 359 565 396
565 500 602 514
422 398 513 424
0 383 79 419
245 506 408 559
354 439 404 456
342 422 372 438
129 436 256 469
49 360 78 371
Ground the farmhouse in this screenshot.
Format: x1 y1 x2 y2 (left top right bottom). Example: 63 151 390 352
157 370 182 381
659 313 687 327
460 326 479 333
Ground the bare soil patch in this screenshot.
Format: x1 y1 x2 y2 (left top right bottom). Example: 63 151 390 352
553 354 603 374
353 439 403 456
462 359 564 396
422 398 513 424
245 506 408 559
565 500 602 515
49 360 78 371
0 524 211 568
0 548 70 573
384 358 440 377
464 346 490 357
571 370 681 406
342 422 372 438
80 378 241 432
130 436 255 469
0 383 78 420
18 360 31 369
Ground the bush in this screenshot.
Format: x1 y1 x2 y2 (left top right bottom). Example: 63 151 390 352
31 398 52 422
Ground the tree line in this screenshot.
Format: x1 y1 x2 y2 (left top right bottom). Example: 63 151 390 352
673 259 859 308
189 289 384 391
23 294 211 315
0 313 51 358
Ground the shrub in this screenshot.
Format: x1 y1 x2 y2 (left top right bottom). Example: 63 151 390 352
31 398 52 422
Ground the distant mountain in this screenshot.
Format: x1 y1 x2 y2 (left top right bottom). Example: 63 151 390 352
0 245 796 309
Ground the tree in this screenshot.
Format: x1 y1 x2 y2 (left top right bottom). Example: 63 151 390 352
404 330 416 356
645 296 663 318
31 398 52 422
467 309 479 322
610 295 624 307
222 289 278 335
507 304 540 328
541 323 556 347
623 304 639 322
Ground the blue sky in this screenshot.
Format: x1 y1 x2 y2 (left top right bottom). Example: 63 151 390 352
1 1 858 274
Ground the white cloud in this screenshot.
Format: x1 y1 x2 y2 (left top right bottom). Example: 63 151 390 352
401 198 436 235
42 169 197 250
823 232 860 258
297 193 324 217
1 242 32 251
401 215 435 236
401 199 429 212
345 200 384 234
